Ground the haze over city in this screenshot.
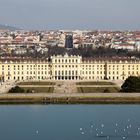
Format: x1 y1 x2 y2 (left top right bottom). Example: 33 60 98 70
0 0 140 30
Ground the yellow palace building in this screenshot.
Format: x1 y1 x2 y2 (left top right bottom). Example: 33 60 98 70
0 54 140 81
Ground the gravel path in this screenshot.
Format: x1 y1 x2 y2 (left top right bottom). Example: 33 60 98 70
54 81 77 93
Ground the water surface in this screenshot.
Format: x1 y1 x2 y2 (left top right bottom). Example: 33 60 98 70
0 105 140 140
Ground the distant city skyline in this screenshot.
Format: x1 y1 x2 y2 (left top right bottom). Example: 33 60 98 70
0 0 140 30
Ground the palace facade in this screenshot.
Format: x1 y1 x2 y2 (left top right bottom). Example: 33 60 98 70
0 54 140 81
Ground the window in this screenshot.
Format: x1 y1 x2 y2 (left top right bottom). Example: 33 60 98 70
55 71 57 75
62 71 64 75
132 71 134 74
2 65 4 70
72 71 74 75
132 65 134 70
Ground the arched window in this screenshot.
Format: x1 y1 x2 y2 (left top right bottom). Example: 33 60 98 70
62 71 64 75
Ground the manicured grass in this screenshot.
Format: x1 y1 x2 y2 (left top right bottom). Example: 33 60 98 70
17 82 54 85
77 81 115 85
22 87 54 93
77 87 119 93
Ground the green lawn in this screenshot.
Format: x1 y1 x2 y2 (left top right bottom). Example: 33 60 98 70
22 87 54 93
77 87 119 93
17 82 54 85
77 81 115 85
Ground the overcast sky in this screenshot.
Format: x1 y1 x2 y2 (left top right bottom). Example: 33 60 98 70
0 0 140 30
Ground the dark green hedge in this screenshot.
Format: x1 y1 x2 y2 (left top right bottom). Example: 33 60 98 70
121 76 140 92
8 86 25 93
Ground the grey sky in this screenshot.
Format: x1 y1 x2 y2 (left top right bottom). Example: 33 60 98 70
0 0 140 30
